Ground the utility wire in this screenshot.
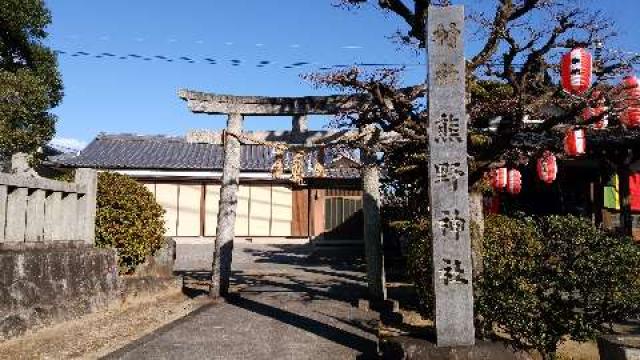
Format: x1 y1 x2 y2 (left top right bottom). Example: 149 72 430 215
55 48 536 70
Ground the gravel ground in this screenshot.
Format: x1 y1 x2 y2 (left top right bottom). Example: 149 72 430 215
0 287 211 360
102 241 379 360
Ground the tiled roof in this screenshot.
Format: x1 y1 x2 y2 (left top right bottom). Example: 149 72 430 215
53 133 360 178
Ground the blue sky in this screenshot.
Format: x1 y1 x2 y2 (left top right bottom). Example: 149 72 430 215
46 0 640 149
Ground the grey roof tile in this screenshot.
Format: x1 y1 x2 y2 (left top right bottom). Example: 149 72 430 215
53 134 360 179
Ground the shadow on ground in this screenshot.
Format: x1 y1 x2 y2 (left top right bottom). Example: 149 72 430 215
106 242 381 359
225 293 378 357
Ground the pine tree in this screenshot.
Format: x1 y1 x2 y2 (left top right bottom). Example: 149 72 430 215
0 0 63 158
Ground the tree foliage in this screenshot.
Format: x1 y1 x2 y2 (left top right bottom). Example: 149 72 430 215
96 172 166 274
317 1 639 181
477 214 640 359
0 0 62 158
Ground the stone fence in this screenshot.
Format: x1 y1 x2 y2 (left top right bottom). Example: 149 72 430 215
0 168 97 244
0 159 114 340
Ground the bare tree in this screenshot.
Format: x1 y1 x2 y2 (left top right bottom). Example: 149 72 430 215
307 0 640 306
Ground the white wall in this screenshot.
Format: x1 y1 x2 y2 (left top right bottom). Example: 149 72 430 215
142 181 293 237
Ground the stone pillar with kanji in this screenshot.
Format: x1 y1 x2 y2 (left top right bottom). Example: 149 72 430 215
427 5 475 346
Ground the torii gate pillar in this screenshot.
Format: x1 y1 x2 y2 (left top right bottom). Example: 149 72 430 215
211 113 243 297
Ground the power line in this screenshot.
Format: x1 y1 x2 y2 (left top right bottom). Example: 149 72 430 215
56 48 573 70
54 48 426 70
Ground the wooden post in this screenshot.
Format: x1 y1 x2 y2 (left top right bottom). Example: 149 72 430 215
427 6 475 346
211 113 243 298
361 148 387 302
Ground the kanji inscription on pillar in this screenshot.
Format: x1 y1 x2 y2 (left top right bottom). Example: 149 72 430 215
427 5 475 347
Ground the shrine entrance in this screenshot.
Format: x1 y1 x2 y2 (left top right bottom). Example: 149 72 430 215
177 4 475 348
177 90 386 301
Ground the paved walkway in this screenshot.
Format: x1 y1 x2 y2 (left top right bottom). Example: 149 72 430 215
104 241 379 360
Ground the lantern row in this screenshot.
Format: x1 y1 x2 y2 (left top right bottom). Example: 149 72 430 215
491 47 640 194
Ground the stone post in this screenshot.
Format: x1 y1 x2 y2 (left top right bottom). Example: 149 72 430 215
62 193 78 240
212 113 244 298
5 187 27 242
25 189 45 242
361 148 387 302
44 192 63 241
427 6 475 346
75 168 98 244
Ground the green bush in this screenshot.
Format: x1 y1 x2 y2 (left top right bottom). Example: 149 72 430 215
477 214 640 359
96 172 165 274
402 218 434 317
406 213 640 359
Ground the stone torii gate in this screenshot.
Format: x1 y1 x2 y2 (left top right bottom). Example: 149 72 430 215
178 90 386 301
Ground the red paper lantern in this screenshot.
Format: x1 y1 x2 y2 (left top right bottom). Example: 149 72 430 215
620 75 640 128
507 169 522 195
581 91 608 129
537 151 558 184
561 48 593 95
564 128 586 156
491 167 508 191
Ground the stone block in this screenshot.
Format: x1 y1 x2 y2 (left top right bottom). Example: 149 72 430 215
598 335 640 360
380 336 531 360
0 242 119 340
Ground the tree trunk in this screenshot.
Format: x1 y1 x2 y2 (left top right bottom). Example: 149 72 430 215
469 191 484 278
211 113 243 298
361 149 387 302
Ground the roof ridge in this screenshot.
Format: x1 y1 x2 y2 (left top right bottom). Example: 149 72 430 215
96 133 186 142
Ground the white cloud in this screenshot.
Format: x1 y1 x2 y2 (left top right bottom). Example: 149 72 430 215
342 45 363 49
49 137 88 152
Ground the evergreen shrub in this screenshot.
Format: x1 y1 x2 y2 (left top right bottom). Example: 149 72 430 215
95 172 165 274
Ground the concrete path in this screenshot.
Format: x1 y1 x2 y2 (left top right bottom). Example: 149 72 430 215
104 241 379 360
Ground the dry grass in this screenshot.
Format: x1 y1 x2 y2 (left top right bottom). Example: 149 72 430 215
0 287 211 360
